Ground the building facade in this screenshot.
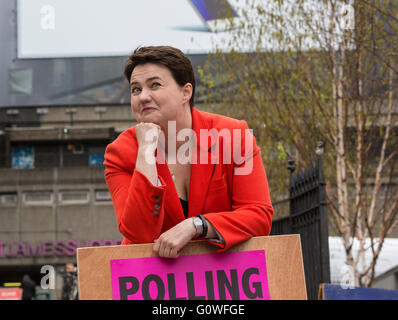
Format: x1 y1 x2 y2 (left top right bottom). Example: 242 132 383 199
0 104 134 299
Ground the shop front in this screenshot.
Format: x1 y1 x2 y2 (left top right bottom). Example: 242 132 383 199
0 238 122 300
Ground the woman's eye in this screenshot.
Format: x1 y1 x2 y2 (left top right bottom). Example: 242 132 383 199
151 82 161 88
131 87 141 94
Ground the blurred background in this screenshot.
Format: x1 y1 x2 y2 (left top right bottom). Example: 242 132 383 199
0 0 223 300
0 0 397 300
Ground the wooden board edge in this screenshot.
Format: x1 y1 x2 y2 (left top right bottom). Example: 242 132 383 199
318 283 325 300
76 234 306 300
295 234 308 300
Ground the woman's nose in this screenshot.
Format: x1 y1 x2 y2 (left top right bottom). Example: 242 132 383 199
139 87 152 102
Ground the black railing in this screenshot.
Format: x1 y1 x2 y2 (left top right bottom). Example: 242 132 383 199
271 143 331 300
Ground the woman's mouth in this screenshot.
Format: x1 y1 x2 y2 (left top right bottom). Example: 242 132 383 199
142 107 157 113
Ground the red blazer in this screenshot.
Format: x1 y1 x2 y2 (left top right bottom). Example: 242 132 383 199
104 108 273 252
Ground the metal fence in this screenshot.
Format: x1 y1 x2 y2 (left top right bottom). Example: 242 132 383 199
271 146 331 300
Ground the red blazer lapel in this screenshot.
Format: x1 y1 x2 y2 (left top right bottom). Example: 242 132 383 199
188 108 217 217
156 149 186 226
155 108 218 222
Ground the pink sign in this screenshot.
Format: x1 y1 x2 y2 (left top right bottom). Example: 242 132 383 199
0 288 22 300
110 250 270 300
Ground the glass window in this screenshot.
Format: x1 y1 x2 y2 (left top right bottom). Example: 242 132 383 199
0 193 17 206
12 146 34 169
59 190 89 204
95 190 111 202
63 144 88 167
89 146 105 168
23 191 53 205
8 68 33 95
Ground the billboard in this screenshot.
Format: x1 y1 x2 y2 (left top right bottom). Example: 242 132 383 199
17 0 351 59
0 0 353 107
17 0 244 58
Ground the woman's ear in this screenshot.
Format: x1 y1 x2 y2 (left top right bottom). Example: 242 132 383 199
182 83 193 104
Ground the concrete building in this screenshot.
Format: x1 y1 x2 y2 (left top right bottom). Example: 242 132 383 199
0 104 135 299
373 266 398 291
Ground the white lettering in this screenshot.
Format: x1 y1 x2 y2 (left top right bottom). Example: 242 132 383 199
141 121 256 176
233 129 254 175
177 128 196 165
152 304 186 317
40 264 55 289
40 5 55 30
196 304 245 315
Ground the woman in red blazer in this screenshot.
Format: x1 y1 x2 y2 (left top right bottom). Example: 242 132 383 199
104 46 273 258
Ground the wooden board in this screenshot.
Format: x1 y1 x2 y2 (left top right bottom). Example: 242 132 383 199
77 234 307 300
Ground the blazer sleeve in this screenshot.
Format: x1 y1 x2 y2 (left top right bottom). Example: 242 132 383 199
203 121 274 252
103 132 167 244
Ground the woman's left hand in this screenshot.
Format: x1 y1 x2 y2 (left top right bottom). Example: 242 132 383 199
153 218 196 258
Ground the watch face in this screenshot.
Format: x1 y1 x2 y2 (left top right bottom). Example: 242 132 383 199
194 217 202 226
193 217 203 234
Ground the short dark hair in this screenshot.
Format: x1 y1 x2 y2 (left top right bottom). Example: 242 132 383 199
124 46 195 108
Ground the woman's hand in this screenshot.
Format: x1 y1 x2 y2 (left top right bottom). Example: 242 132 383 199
135 122 161 149
153 218 196 258
135 122 161 185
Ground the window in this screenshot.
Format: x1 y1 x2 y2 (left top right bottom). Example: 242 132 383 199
95 190 111 202
63 144 88 167
72 144 84 154
89 146 105 168
0 193 17 206
23 191 53 205
8 68 33 95
12 146 34 169
35 144 59 168
36 108 48 115
59 190 89 204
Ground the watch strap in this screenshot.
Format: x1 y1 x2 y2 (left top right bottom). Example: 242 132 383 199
197 215 208 238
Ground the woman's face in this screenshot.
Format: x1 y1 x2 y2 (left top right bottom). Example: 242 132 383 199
129 63 191 129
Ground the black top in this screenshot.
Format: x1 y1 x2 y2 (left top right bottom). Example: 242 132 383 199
21 276 36 300
180 198 188 218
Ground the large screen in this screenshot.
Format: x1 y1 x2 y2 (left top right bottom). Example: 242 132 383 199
2 0 351 107
17 0 348 59
17 0 245 58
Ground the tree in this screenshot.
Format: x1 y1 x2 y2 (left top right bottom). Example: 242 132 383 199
198 0 398 287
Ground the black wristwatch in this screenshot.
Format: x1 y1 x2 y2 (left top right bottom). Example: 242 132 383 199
192 215 208 238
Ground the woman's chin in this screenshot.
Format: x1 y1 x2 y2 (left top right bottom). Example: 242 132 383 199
138 113 159 123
